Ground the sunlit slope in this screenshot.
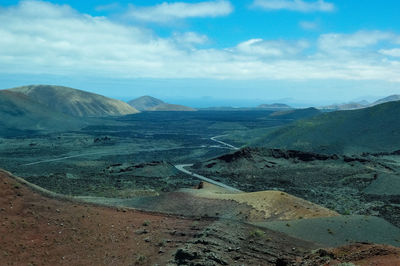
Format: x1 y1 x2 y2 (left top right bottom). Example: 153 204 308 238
253 101 400 154
0 90 84 132
9 85 139 117
191 185 338 221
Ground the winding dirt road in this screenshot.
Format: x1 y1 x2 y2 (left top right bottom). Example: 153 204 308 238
174 135 242 192
210 135 240 150
22 134 242 192
174 164 242 192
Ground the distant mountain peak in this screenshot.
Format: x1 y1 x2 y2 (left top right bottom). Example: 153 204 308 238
128 96 196 112
128 96 165 111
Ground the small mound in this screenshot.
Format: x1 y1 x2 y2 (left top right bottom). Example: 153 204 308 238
208 147 338 165
192 186 338 221
106 161 179 178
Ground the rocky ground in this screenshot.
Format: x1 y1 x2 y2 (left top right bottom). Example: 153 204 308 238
300 243 400 265
2 169 400 265
21 160 200 197
191 147 400 228
0 130 227 197
0 170 202 265
0 169 316 265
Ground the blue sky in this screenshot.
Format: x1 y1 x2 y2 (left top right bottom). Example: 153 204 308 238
1 0 400 107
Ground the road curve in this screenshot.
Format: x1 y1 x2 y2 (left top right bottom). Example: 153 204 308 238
22 133 243 193
210 135 240 150
175 164 242 193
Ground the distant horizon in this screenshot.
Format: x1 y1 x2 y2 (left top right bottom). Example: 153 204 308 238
0 83 394 109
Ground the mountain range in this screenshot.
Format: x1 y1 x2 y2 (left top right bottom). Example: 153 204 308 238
319 95 400 111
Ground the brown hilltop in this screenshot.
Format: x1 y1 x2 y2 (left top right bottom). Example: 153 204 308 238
8 85 139 117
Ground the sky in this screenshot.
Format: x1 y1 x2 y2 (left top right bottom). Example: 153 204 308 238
0 0 400 107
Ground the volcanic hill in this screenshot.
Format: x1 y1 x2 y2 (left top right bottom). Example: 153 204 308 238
8 85 139 117
128 96 196 111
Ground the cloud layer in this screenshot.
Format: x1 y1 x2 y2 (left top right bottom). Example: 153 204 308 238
124 0 233 23
252 0 334 12
380 48 400 57
0 0 399 83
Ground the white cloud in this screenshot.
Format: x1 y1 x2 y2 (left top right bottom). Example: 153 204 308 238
379 48 400 57
124 0 233 23
299 21 318 30
235 39 309 57
318 31 395 50
315 31 400 61
252 0 334 12
172 32 209 46
0 1 400 83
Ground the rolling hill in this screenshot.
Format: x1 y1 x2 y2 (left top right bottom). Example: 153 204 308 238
252 101 400 154
269 107 321 120
8 85 139 117
0 90 84 134
128 96 196 111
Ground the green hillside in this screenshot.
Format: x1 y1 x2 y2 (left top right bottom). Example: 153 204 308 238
269 107 321 120
0 90 84 134
253 101 400 154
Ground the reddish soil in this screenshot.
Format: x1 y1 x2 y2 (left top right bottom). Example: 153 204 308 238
333 243 400 265
301 243 400 265
2 169 400 266
0 170 206 265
